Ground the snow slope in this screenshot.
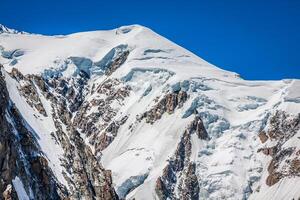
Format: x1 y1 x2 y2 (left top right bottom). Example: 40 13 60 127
0 24 299 200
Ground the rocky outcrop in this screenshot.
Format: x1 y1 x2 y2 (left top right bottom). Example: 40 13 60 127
258 131 268 143
189 116 209 140
10 68 47 116
0 66 66 199
2 184 13 200
267 111 300 140
140 90 188 124
0 67 18 199
105 50 129 76
2 65 120 199
47 80 119 199
257 146 277 156
258 111 300 186
96 116 128 153
155 116 207 200
177 163 199 200
53 125 118 199
73 78 131 157
45 69 90 115
1 45 134 199
93 44 130 76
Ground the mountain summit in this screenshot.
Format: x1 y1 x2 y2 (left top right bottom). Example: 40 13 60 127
0 24 299 200
0 24 24 34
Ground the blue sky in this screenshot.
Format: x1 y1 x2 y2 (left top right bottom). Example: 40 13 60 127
1 0 299 80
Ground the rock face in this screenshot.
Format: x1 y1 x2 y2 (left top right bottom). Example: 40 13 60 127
257 111 300 186
0 66 119 199
258 131 268 143
37 73 119 199
140 90 188 124
0 66 64 199
178 163 199 200
0 44 131 199
0 46 127 199
104 50 129 76
10 68 47 116
155 116 206 200
2 184 13 200
73 78 131 158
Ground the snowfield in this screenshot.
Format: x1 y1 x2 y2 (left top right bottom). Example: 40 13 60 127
0 24 299 200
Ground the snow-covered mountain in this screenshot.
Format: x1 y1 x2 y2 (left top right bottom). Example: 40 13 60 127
0 23 299 200
0 24 25 34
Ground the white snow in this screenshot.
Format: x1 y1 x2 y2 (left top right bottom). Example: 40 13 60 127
12 176 30 200
249 177 300 200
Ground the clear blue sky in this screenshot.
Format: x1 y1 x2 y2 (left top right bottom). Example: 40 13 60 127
1 0 299 80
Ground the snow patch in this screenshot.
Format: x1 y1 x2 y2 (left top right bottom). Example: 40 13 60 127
106 148 154 198
12 176 30 200
122 67 174 82
117 173 149 199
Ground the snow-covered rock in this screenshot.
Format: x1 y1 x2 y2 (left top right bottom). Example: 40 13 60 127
0 24 299 200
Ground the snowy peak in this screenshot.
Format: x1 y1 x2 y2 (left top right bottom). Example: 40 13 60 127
0 23 237 82
0 24 23 34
